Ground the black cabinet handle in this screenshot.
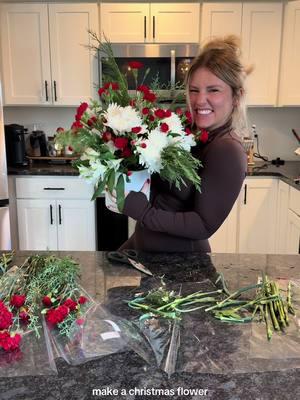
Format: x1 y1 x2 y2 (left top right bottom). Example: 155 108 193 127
43 187 65 191
153 16 155 39
58 204 62 225
45 80 49 101
53 80 57 101
244 184 247 205
50 205 53 225
144 16 146 39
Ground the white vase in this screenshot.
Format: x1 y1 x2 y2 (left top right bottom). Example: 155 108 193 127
105 169 150 214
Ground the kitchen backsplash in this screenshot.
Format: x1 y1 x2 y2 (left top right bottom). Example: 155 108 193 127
3 106 300 161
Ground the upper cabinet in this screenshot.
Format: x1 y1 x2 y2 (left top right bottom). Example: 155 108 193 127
201 2 283 106
278 0 300 106
0 3 98 106
100 3 200 43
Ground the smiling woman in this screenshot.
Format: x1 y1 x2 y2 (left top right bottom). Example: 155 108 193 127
119 35 251 253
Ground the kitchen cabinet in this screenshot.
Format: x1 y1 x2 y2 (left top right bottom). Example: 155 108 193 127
100 3 200 43
286 187 300 254
16 176 96 251
0 3 98 106
209 201 239 253
276 180 290 254
200 2 283 106
238 178 278 254
278 0 300 106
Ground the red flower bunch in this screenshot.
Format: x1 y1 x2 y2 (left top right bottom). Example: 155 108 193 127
46 305 69 325
128 61 143 69
0 301 13 330
0 331 21 352
98 82 120 97
10 294 26 308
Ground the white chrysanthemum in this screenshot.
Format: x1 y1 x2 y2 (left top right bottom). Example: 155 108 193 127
162 112 184 134
80 147 99 161
107 158 122 171
168 132 196 151
78 160 106 185
136 129 169 173
104 103 146 135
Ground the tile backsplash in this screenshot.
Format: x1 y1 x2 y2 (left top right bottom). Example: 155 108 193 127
3 106 300 161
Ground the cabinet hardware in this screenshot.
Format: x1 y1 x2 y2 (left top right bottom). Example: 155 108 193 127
244 184 248 205
144 16 146 39
43 187 65 191
53 80 57 102
153 16 155 39
58 204 62 225
45 80 49 102
50 204 53 225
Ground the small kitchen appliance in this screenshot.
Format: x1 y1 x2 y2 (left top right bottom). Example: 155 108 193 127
4 123 28 166
29 130 48 157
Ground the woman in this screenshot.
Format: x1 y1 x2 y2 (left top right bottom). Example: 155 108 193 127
119 36 250 252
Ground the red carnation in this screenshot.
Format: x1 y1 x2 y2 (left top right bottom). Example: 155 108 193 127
175 108 183 116
114 137 128 150
127 171 132 177
185 111 192 124
56 127 65 133
149 115 155 122
46 305 69 325
164 109 172 118
63 298 77 312
200 130 209 143
122 147 132 158
128 61 144 69
102 131 112 142
137 85 150 93
131 126 142 134
71 121 83 130
78 296 88 305
98 87 106 96
0 306 13 330
160 123 169 133
154 109 165 119
10 295 26 308
42 296 52 307
140 143 147 149
104 82 119 91
0 331 21 352
19 311 30 324
143 91 156 103
142 107 150 115
87 116 97 127
129 99 136 107
75 102 89 121
185 127 192 135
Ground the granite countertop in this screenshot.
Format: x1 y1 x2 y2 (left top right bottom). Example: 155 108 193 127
8 160 300 190
0 251 300 400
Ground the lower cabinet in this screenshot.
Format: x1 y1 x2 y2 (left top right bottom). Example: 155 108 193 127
286 210 300 254
238 178 278 254
16 176 96 251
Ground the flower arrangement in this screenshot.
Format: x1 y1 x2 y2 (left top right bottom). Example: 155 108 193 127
55 37 208 211
0 252 90 353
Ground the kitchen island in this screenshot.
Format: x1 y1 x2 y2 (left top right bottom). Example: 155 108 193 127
0 251 299 400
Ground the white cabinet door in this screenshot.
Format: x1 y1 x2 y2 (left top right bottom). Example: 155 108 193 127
151 3 200 43
286 210 300 255
242 2 283 106
238 178 278 254
201 3 242 41
17 199 57 251
0 4 51 105
276 180 290 254
57 199 96 251
279 0 300 105
209 200 239 253
48 3 98 105
100 3 148 43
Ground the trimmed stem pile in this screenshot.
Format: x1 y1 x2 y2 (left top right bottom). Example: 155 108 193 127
127 274 296 341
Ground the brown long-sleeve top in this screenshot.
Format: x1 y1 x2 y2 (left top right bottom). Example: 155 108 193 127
120 120 247 252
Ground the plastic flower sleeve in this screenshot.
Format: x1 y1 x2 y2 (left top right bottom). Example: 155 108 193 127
0 323 57 378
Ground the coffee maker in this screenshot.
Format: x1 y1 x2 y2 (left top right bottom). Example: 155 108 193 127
4 124 28 166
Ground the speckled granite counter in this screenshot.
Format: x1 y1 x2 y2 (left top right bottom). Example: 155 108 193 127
8 161 300 190
0 251 299 400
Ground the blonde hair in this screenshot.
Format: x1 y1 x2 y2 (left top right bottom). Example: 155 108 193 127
186 35 252 138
